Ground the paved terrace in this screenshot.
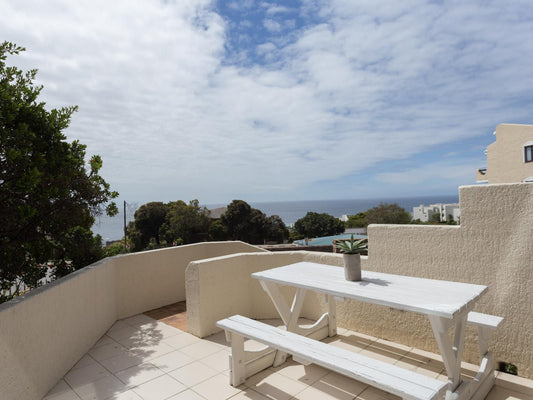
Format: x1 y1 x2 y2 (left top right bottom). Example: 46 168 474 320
44 303 533 400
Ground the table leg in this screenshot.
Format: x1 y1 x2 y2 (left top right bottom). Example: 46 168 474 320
429 313 467 396
327 294 337 337
259 281 292 326
260 281 308 365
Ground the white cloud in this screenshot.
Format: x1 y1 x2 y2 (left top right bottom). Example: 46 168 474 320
227 0 254 11
263 4 292 15
1 0 532 204
376 162 479 187
263 18 283 32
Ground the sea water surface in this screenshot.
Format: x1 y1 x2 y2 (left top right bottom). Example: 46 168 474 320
92 195 459 242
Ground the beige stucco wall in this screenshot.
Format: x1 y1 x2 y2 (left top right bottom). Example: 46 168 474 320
114 241 267 318
0 260 116 400
185 251 343 338
0 241 264 400
483 124 533 183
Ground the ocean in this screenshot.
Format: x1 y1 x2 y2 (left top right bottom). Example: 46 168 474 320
92 195 459 242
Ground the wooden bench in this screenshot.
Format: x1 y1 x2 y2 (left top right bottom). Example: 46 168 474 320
465 311 503 397
466 312 503 357
217 315 448 400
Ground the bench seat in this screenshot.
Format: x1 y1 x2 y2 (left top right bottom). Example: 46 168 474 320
467 312 503 330
217 315 447 400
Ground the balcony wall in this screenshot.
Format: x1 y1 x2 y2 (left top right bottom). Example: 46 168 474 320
0 241 265 400
185 251 344 338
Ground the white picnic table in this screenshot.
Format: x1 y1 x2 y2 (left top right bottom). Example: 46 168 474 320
249 261 498 400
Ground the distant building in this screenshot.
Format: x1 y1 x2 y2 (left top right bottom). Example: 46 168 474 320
413 203 460 223
476 123 533 184
339 214 349 222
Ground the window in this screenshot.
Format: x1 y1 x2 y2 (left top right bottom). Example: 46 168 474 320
526 145 533 163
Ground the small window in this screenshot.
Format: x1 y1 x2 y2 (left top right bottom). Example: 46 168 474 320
526 145 533 163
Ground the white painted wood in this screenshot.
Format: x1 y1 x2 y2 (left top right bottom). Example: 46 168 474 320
466 312 503 358
327 294 337 337
259 280 291 326
244 350 277 382
217 315 447 400
429 315 457 383
251 263 500 400
467 312 503 330
288 288 307 332
252 262 488 319
445 353 494 400
452 314 467 390
274 287 307 366
244 345 274 362
229 333 246 386
291 312 329 337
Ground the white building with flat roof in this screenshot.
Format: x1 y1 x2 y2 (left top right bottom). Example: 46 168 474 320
413 203 460 223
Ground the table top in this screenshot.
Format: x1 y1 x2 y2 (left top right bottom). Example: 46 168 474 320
252 262 487 319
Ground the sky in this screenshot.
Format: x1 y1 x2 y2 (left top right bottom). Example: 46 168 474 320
2 0 533 205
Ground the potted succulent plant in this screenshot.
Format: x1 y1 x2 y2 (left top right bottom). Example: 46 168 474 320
335 235 367 281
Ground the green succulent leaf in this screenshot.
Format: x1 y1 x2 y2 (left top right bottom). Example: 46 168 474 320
335 234 367 254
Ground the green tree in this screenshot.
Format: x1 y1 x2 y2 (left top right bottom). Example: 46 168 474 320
133 202 168 249
0 42 118 301
208 219 228 241
364 203 412 225
446 215 457 225
429 213 441 223
104 240 127 257
264 215 289 243
126 220 142 251
345 212 367 228
294 212 345 238
221 200 252 241
58 227 105 274
160 199 210 244
220 200 270 244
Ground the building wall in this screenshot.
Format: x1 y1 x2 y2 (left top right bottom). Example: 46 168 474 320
412 205 428 221
413 203 460 222
483 124 533 183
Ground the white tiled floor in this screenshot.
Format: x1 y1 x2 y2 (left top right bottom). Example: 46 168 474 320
44 315 533 400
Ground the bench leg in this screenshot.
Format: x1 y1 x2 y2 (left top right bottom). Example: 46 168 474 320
229 333 246 386
429 314 498 400
477 326 492 359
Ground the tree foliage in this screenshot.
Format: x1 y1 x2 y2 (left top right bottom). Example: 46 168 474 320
220 200 288 244
364 203 412 225
160 200 210 244
132 202 168 249
208 219 228 241
0 42 118 301
129 199 213 250
345 212 367 228
264 215 289 243
126 199 289 250
429 212 441 223
221 200 265 244
294 212 345 238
